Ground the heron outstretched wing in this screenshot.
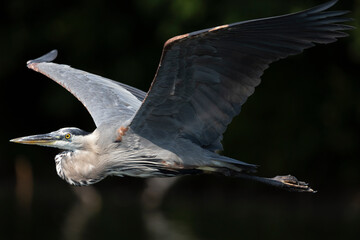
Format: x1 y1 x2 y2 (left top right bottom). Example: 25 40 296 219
130 0 352 151
27 50 147 127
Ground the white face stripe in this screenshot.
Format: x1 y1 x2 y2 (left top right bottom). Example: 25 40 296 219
46 127 92 151
56 127 89 136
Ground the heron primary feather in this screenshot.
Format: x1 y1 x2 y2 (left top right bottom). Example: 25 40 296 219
11 0 352 192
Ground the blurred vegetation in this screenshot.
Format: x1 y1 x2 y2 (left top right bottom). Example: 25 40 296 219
0 0 359 239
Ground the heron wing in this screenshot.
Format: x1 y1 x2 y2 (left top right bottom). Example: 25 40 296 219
130 0 352 151
112 81 146 101
27 50 146 127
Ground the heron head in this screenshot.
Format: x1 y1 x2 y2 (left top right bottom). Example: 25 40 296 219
10 127 90 151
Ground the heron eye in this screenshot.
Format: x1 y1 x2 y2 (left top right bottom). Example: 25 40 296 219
65 133 72 140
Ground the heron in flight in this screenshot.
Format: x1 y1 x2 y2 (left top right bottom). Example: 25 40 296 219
11 0 352 192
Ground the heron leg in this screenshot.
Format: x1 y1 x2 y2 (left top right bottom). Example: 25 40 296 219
234 173 316 193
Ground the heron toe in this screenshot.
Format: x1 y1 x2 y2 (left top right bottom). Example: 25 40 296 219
272 175 316 193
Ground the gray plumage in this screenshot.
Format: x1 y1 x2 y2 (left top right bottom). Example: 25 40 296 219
11 0 352 192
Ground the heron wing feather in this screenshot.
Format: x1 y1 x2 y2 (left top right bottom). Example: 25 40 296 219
27 53 146 127
130 0 352 151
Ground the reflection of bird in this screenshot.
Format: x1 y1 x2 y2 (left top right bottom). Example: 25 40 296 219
11 0 351 192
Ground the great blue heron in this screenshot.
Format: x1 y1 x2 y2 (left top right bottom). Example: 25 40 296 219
11 0 352 192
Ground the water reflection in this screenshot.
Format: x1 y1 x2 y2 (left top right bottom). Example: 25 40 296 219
141 177 198 240
15 156 33 217
62 186 102 240
9 164 360 240
59 177 198 240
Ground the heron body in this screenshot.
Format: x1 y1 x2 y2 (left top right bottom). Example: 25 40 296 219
11 0 352 192
51 123 254 186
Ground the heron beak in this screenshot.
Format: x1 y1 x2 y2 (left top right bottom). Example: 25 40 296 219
10 133 60 147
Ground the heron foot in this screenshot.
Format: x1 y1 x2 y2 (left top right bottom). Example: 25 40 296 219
270 174 316 193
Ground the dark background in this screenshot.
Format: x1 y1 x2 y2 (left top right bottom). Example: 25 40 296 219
1 0 359 239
